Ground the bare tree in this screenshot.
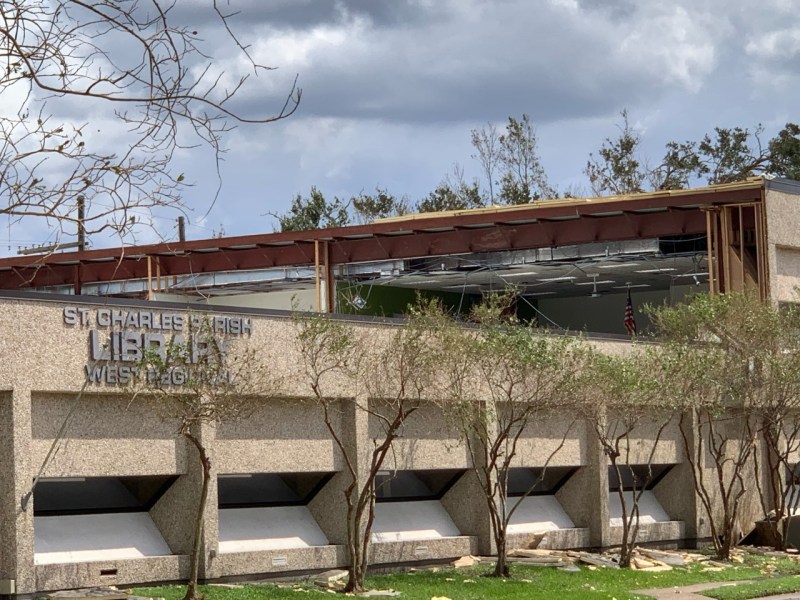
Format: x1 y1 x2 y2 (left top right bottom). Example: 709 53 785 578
431 295 583 577
471 122 501 204
294 313 434 593
577 348 675 568
0 1 300 248
131 316 276 600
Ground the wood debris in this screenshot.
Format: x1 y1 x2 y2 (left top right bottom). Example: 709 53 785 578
636 548 686 566
508 548 577 568
314 569 349 590
450 556 478 568
578 554 620 569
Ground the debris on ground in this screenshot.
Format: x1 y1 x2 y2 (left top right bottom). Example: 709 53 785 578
630 556 672 572
739 545 800 559
578 554 620 569
450 555 479 568
47 590 129 600
509 549 567 566
636 548 687 566
314 569 349 590
504 545 700 571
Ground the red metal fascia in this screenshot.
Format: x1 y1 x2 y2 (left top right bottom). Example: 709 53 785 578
0 207 714 289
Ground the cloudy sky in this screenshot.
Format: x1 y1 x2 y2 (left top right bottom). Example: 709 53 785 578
6 0 800 253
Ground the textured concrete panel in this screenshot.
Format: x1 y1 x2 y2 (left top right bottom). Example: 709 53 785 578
370 537 476 565
34 513 172 564
35 555 186 593
218 506 329 552
216 400 339 473
507 495 576 533
210 545 344 577
30 393 186 477
607 521 685 546
508 527 590 551
371 501 461 542
766 189 800 303
608 491 671 526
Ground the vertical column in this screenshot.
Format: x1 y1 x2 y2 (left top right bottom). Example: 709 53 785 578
441 400 499 556
655 412 703 545
308 396 369 560
556 427 607 549
149 422 218 581
439 468 494 555
0 389 35 595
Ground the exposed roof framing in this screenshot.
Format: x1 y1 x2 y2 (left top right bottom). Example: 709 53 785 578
0 179 764 290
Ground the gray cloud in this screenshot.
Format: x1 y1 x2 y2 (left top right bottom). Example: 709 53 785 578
7 0 800 251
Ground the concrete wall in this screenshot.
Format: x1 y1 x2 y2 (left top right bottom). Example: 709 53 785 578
765 186 800 304
0 294 773 594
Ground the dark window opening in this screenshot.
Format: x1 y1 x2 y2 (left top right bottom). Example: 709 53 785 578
507 467 577 497
33 476 177 516
375 469 464 502
217 472 333 509
608 464 673 492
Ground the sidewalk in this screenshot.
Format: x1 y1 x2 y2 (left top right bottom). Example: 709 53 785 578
635 581 752 599
635 581 800 600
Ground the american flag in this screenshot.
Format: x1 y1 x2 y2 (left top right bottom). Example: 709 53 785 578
624 289 637 336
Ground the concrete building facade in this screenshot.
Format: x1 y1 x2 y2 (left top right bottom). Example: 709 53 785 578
0 293 698 596
1 178 800 594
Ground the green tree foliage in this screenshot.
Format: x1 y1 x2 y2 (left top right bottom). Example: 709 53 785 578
293 311 436 592
698 126 768 184
690 123 800 184
416 164 485 213
587 113 800 193
649 292 800 558
130 317 276 600
650 140 705 190
768 123 800 180
276 186 350 231
275 118 800 231
497 114 556 203
429 293 584 577
576 348 674 568
585 110 647 196
416 182 483 213
351 187 409 223
470 115 556 204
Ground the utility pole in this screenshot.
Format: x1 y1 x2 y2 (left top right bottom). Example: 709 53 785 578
177 216 186 243
77 195 85 251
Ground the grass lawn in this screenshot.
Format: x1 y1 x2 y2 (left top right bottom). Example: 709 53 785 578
133 554 800 600
704 575 800 600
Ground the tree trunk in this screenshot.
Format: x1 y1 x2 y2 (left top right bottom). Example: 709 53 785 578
344 539 366 593
618 528 633 568
491 529 509 577
719 534 733 561
183 433 211 600
343 493 366 593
